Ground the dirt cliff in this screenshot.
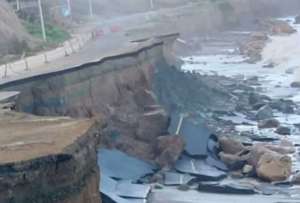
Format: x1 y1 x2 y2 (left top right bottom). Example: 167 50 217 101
0 111 101 203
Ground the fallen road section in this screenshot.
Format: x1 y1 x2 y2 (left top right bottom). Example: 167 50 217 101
0 109 102 203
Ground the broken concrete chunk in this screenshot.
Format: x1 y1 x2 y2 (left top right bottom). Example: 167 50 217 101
175 155 227 181
180 119 211 157
101 174 150 203
168 114 212 157
98 149 157 181
116 180 151 199
163 172 195 186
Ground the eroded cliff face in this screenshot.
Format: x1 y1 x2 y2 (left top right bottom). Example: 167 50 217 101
0 37 177 162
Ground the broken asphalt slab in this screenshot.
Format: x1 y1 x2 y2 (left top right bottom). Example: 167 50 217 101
198 181 256 195
175 155 227 181
100 174 151 203
168 114 212 157
98 149 158 181
116 180 151 199
163 171 196 186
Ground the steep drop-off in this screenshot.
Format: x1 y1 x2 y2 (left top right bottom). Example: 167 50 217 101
0 112 101 203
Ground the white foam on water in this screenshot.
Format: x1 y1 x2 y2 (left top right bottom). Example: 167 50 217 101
182 16 300 102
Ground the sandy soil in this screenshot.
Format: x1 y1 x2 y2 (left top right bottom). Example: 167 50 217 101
0 111 93 164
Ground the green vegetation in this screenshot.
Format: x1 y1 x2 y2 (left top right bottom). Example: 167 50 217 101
24 21 70 45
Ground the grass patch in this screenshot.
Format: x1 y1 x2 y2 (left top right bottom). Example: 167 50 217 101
24 21 70 45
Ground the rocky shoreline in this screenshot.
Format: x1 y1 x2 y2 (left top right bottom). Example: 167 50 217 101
148 15 300 203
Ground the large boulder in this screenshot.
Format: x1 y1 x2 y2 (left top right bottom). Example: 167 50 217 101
219 136 245 155
247 145 268 167
256 151 292 182
255 105 273 120
155 135 185 168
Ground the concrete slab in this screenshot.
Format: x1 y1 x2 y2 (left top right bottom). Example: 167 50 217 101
175 155 227 181
98 149 157 181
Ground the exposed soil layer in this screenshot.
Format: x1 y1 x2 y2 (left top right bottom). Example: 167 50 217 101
0 111 101 203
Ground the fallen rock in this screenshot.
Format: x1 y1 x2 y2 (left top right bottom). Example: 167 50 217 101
256 151 292 182
136 108 169 142
155 135 185 168
290 81 300 88
258 118 280 129
219 152 248 170
247 145 271 167
219 136 245 155
255 105 273 120
275 126 291 135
